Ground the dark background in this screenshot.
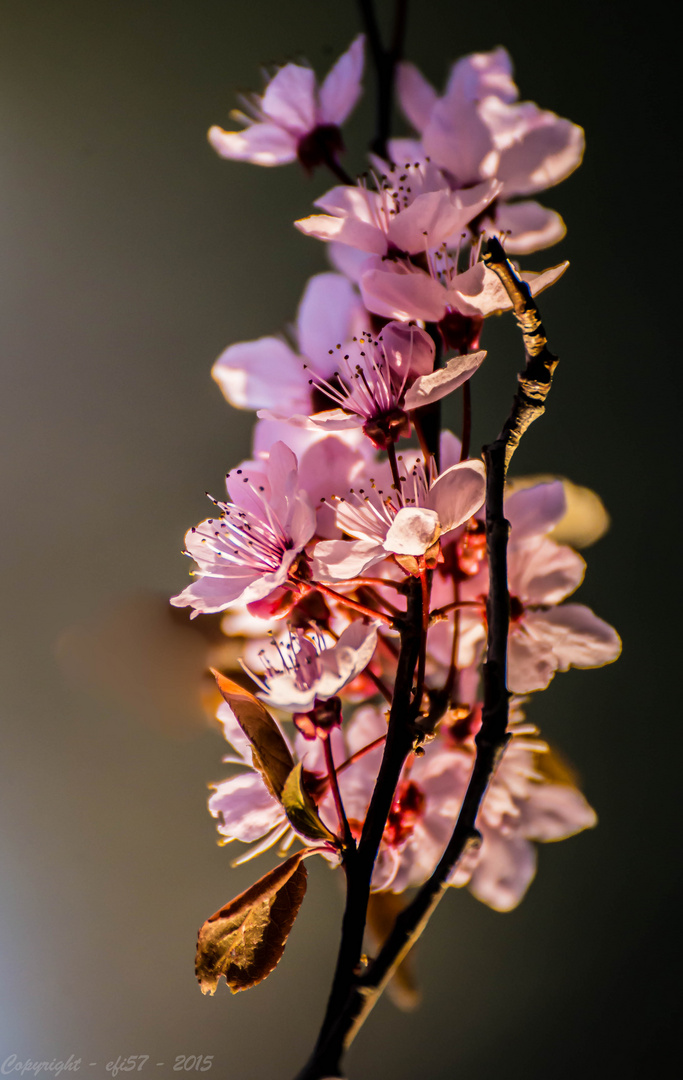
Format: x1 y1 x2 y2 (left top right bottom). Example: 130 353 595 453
1 1 680 1077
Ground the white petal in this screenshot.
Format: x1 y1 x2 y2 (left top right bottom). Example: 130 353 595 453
445 48 516 105
510 535 585 605
384 507 441 555
530 605 622 671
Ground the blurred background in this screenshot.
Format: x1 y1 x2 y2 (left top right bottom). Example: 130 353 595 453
0 1 679 1076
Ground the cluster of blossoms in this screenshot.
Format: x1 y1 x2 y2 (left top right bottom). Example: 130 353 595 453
177 33 619 965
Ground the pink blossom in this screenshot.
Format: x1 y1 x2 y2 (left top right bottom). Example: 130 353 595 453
212 272 364 415
340 703 596 908
395 47 583 254
360 247 568 324
461 481 621 692
295 167 499 257
171 442 316 616
312 457 486 581
293 320 484 448
245 620 379 712
208 36 365 167
209 700 346 863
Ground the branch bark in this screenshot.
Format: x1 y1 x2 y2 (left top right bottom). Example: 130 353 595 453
357 0 408 158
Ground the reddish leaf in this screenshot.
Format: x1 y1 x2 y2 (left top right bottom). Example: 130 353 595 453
196 851 308 995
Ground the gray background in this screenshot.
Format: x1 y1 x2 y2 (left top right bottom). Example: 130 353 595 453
1 1 679 1077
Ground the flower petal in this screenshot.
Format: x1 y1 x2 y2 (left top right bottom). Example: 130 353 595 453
427 459 486 534
209 771 284 843
521 782 597 842
403 351 486 411
212 336 309 412
467 831 537 912
208 123 298 165
261 63 317 134
312 539 386 581
296 272 362 373
493 199 566 255
396 62 438 132
384 507 441 555
318 35 365 125
361 261 447 322
505 481 567 540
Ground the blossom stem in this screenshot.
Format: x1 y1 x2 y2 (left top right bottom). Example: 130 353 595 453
350 576 405 592
413 566 430 708
309 582 396 627
336 733 387 775
364 666 393 702
323 736 354 854
356 584 402 618
460 380 472 462
442 580 461 703
429 599 485 624
323 153 354 186
410 411 433 467
416 323 444 466
386 441 403 501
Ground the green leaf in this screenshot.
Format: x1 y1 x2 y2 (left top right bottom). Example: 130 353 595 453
211 669 294 800
196 851 308 995
282 763 337 845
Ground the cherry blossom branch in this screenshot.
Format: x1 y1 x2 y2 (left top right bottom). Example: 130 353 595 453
357 0 409 157
294 243 561 1073
295 575 424 1080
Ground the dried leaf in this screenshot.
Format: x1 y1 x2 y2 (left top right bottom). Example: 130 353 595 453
211 669 294 799
196 851 308 995
282 763 337 845
366 892 421 1011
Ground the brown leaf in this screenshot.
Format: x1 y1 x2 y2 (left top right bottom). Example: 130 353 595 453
282 763 337 846
211 669 294 800
366 892 420 1012
196 851 308 995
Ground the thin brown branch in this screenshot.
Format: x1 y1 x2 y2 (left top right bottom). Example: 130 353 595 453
357 0 408 157
295 576 424 1080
